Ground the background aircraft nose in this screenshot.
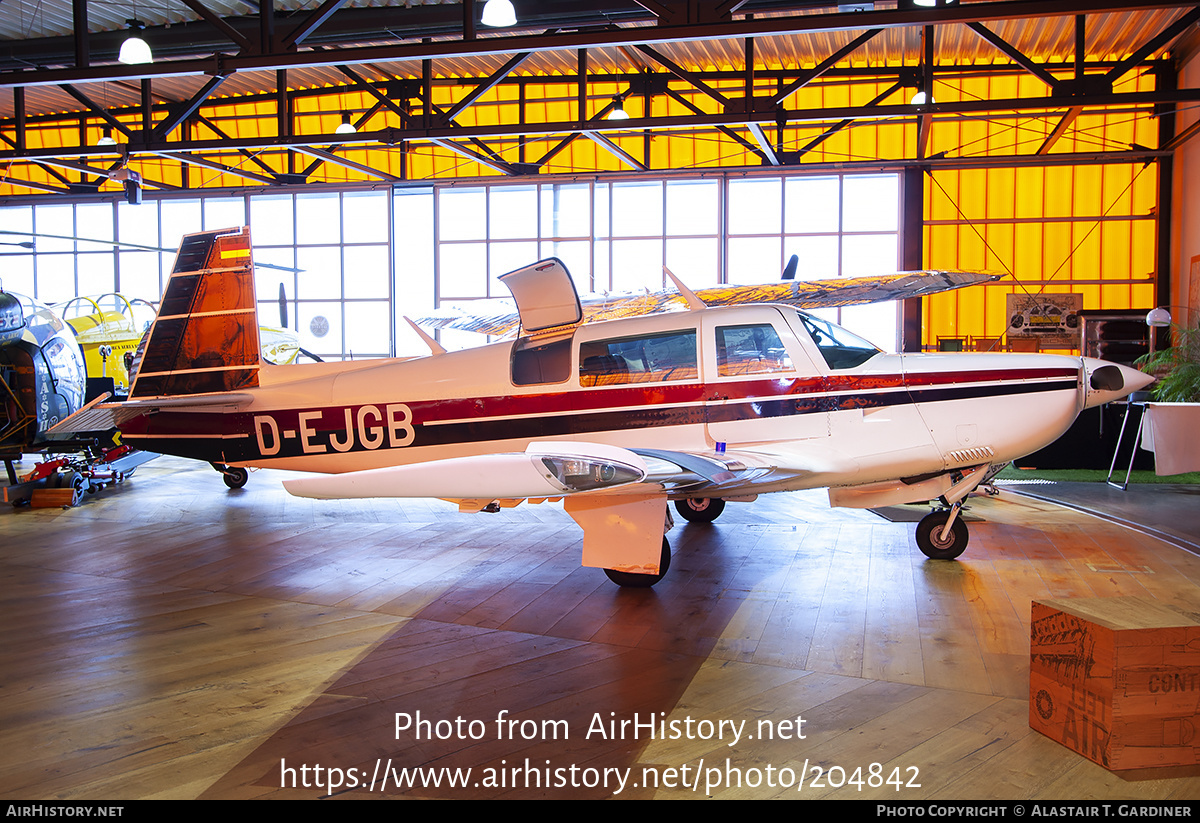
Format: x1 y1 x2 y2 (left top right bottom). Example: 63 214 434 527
1081 357 1156 408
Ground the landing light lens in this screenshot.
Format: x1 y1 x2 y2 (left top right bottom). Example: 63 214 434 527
538 456 641 491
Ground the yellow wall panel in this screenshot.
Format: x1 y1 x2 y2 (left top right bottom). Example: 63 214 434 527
984 222 1014 274
1014 166 1045 217
1132 283 1155 307
1013 222 1043 276
987 168 1015 221
1043 167 1073 218
957 168 986 221
956 224 986 270
1101 221 1132 277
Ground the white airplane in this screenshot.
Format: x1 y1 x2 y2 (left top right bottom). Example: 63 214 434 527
54 227 1154 587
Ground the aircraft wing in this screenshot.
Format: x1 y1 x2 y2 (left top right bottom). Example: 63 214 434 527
416 270 1002 337
281 441 843 504
282 441 653 500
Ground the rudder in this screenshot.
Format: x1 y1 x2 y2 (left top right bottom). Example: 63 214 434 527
130 227 261 398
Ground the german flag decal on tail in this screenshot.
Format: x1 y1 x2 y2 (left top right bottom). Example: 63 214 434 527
130 227 261 399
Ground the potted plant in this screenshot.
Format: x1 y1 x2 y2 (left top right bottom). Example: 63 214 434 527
1136 323 1200 402
1135 323 1200 475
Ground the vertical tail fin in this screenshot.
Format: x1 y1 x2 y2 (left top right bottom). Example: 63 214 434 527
129 227 261 399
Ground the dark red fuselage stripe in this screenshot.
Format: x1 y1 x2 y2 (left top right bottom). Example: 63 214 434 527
122 366 1081 464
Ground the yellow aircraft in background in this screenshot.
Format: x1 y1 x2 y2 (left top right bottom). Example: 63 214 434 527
61 291 305 396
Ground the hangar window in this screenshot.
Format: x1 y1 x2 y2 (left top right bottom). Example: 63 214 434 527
579 330 697 386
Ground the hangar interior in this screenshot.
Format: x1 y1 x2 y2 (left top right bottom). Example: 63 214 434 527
2 0 1200 800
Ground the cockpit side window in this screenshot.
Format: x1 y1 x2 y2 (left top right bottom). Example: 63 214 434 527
797 314 881 370
579 330 697 386
716 324 794 376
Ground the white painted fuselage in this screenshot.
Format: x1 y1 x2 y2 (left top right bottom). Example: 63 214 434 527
121 302 1144 507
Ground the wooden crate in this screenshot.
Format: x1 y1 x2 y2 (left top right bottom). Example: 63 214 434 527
1030 597 1200 772
29 487 78 508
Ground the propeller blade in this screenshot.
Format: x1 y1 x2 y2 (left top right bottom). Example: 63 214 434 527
782 254 799 281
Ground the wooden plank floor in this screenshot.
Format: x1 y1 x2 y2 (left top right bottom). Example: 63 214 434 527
1 456 1198 799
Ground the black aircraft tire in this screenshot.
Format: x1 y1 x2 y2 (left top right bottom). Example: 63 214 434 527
223 467 249 489
604 538 671 588
916 511 969 560
674 497 726 523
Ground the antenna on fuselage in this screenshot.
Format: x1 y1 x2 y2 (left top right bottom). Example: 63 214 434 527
782 254 799 281
663 267 707 311
404 316 447 355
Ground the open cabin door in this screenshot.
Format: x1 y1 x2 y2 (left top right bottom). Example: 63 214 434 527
499 259 584 387
497 259 583 334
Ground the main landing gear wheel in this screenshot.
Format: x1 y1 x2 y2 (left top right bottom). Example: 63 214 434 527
674 497 725 523
916 510 969 560
604 538 671 588
221 466 249 489
48 471 84 506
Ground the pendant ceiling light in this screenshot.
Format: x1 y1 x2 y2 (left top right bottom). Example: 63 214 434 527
481 0 517 28
118 20 152 65
335 112 357 135
606 96 630 121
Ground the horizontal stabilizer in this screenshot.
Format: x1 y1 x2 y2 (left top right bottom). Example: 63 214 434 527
282 441 648 501
46 391 255 436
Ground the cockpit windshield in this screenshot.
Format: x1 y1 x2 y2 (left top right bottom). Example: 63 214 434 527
796 313 882 370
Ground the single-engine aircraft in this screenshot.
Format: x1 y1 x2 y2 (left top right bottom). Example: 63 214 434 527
52 227 1154 586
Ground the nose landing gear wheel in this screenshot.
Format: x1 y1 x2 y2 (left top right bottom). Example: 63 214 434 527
916 510 969 560
221 466 249 489
604 538 671 588
673 497 725 523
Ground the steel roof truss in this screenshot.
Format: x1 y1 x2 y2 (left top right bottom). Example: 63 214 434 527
279 0 351 52
1038 107 1083 155
60 84 136 139
428 138 517 175
4 0 1199 90
177 0 255 54
798 81 904 158
770 28 883 106
745 122 778 165
1103 5 1200 88
442 52 533 125
299 99 388 179
635 44 731 110
581 131 647 171
153 75 230 141
663 87 768 163
334 64 416 129
965 22 1061 91
292 146 401 182
153 151 277 185
193 113 284 179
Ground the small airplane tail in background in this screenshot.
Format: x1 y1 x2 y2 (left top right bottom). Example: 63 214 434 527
129 227 261 399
